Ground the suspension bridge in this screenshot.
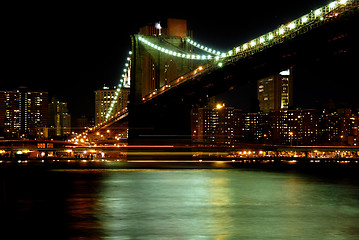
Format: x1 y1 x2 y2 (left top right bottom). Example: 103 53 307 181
70 0 358 145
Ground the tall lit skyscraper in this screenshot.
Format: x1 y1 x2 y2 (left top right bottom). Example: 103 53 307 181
257 68 293 112
0 87 48 138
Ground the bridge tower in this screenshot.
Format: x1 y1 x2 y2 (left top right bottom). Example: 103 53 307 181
129 19 196 144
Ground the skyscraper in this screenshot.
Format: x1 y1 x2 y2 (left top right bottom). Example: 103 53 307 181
257 68 293 112
48 97 71 137
0 87 48 138
191 104 242 145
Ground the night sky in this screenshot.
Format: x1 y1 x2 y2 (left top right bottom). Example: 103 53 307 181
2 1 358 118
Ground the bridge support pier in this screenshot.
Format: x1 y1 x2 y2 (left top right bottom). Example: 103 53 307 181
128 101 192 146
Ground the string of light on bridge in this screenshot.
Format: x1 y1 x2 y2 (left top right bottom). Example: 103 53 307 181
104 50 132 120
138 36 220 60
102 0 354 123
185 38 222 56
228 0 352 58
138 0 353 60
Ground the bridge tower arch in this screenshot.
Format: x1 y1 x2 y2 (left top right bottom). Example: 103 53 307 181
128 19 195 144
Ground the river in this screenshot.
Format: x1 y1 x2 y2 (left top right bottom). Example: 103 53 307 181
1 166 359 239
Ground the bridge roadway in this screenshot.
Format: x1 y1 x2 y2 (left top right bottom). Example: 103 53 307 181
1 140 358 162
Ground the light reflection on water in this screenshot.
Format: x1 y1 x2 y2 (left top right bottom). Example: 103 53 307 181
63 169 359 239
2 168 359 239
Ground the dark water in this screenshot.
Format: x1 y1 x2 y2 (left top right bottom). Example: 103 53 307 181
1 167 359 239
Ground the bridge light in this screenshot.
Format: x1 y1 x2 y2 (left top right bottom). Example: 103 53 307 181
243 43 248 50
339 0 347 5
314 9 322 17
268 33 274 40
329 2 337 10
302 16 308 23
288 22 296 30
250 41 256 47
259 37 265 44
278 28 285 35
218 62 223 67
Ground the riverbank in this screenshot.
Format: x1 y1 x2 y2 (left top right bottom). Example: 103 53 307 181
1 158 359 177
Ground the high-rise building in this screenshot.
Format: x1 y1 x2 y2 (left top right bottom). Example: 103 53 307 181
95 86 130 125
257 68 293 112
191 104 242 145
191 104 358 146
48 97 71 137
0 87 48 139
269 109 319 145
319 108 359 146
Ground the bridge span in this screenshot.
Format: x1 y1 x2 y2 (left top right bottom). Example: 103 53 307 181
74 0 358 145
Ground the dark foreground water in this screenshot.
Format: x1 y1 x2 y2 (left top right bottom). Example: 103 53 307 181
1 167 359 239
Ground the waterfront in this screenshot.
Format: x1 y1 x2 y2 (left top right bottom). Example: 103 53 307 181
1 166 359 239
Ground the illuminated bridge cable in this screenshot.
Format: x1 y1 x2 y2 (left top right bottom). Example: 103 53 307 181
229 0 355 58
185 38 222 56
105 50 132 120
138 36 218 61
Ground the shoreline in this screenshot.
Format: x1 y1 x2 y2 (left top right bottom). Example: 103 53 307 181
1 159 359 176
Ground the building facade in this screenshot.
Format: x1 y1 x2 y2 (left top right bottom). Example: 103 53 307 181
48 97 71 137
191 106 358 146
257 69 293 112
0 88 48 139
319 108 358 146
268 109 319 145
191 105 242 145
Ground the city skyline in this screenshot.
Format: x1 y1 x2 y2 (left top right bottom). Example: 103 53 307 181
3 0 358 118
1 2 359 239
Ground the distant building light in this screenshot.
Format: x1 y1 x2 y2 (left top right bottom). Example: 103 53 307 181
280 69 290 76
216 104 224 109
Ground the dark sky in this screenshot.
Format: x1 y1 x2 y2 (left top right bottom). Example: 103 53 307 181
2 1 358 118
